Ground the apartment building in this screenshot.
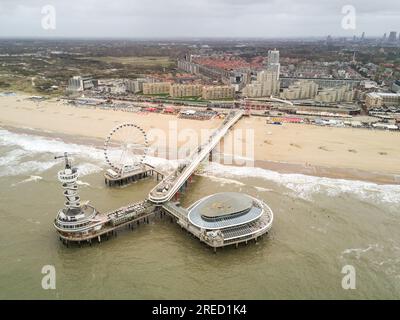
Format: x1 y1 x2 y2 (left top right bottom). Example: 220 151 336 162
142 82 171 95
126 78 150 93
315 86 355 103
170 84 203 98
202 85 235 100
242 70 280 97
280 80 318 100
366 92 400 109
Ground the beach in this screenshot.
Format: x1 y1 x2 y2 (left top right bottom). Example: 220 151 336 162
1 94 399 183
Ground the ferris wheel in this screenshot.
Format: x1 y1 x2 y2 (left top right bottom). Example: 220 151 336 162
104 123 148 176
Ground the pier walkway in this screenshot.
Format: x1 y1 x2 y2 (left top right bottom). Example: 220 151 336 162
148 110 244 204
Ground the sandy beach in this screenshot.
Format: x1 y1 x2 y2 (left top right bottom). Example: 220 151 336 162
1 94 399 183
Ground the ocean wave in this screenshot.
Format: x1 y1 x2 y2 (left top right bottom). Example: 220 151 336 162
144 155 182 173
0 128 179 177
0 128 103 161
341 243 400 278
203 162 400 204
12 175 43 187
76 180 90 187
76 163 103 177
0 148 28 166
254 186 273 192
2 128 400 205
0 160 58 177
196 173 245 186
341 244 380 259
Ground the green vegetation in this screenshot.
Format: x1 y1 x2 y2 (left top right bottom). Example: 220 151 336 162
80 56 175 68
0 75 61 96
0 50 176 96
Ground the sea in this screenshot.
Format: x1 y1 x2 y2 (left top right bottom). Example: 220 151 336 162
0 126 399 299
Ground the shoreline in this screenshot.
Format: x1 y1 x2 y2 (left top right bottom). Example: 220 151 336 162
1 124 399 185
1 93 400 185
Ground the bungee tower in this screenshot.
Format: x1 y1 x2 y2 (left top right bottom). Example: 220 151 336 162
54 153 104 241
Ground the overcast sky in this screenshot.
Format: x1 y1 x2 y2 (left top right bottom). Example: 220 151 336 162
0 0 399 38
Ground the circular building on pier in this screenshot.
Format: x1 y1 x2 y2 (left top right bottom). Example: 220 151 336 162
187 192 273 248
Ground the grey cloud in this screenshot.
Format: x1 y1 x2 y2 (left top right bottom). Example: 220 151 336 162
0 0 399 38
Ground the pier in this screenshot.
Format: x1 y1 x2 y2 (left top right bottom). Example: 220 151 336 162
54 110 274 251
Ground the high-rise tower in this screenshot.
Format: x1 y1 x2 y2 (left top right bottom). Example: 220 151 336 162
388 31 397 42
267 49 280 80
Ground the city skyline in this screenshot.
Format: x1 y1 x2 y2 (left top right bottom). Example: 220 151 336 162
0 0 400 38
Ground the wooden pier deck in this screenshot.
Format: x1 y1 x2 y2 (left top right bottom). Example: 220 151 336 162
104 164 165 187
57 200 157 245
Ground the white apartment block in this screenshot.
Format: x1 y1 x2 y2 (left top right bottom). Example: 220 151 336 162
126 78 150 93
242 70 280 98
67 76 96 92
280 80 318 100
365 92 400 109
170 84 203 98
202 85 235 100
142 82 171 95
315 86 355 103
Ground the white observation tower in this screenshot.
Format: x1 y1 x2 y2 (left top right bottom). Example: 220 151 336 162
54 153 103 239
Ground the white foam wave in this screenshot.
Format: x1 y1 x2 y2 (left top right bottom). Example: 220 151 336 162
254 186 273 192
0 128 180 177
76 180 90 187
144 155 181 173
76 163 103 177
2 128 400 205
341 244 380 259
12 175 43 187
0 160 57 177
0 129 103 161
196 173 245 186
203 162 400 204
0 149 28 166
